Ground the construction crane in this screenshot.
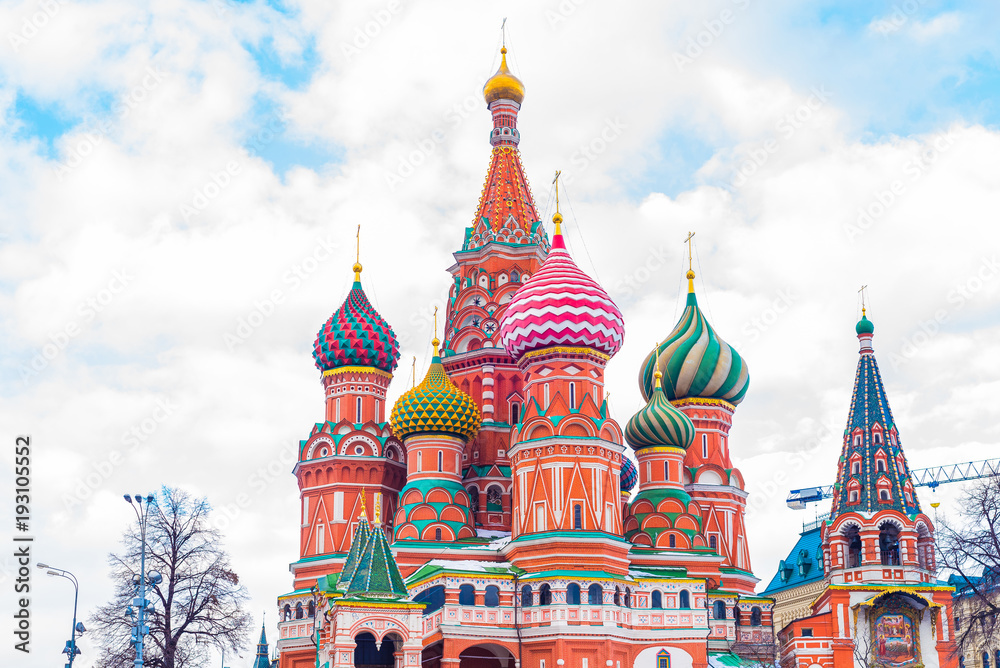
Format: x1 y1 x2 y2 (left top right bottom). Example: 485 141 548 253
786 458 1000 510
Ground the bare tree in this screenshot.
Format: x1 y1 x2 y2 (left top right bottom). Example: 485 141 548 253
89 487 252 668
936 474 1000 654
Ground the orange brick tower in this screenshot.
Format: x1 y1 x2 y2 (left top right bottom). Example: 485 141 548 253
440 46 549 532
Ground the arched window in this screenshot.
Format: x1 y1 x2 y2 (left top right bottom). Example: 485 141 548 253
624 587 632 608
657 649 671 668
709 535 718 551
851 460 860 475
539 584 552 605
614 586 621 606
845 525 862 567
651 590 662 609
959 658 965 668
486 485 503 511
879 522 900 566
356 396 362 422
567 583 581 605
307 600 315 617
413 585 445 615
679 590 690 609
484 585 500 607
295 602 303 619
750 606 762 626
664 460 670 481
574 504 582 530
877 459 886 472
669 534 676 548
283 604 291 620
521 585 533 607
714 600 726 619
510 402 520 424
880 489 890 501
468 487 480 514
588 584 603 606
569 382 576 409
438 450 443 472
459 584 475 606
435 527 442 541
983 652 990 668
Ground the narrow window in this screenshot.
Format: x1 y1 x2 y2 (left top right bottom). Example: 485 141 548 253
713 601 726 619
574 504 582 530
511 403 520 424
435 528 442 541
877 459 886 472
335 397 341 422
417 451 423 472
356 396 362 422
567 583 581 605
438 450 443 472
702 434 708 459
710 535 717 551
679 590 690 609
316 523 325 554
651 590 662 609
664 460 670 481
375 398 380 422
543 383 550 408
569 382 577 409
669 534 676 548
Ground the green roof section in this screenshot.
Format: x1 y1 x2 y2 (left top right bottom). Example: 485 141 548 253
344 524 410 600
337 509 372 589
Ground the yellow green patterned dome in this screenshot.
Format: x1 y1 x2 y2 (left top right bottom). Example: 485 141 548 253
390 344 482 442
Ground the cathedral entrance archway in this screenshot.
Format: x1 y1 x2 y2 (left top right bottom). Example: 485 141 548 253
459 643 516 668
353 631 395 668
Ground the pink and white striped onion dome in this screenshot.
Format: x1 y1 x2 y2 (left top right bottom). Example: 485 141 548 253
499 231 625 360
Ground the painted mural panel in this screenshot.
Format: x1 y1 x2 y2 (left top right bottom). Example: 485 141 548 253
874 610 920 666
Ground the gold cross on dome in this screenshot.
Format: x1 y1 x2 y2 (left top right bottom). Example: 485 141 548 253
684 231 696 272
858 284 868 316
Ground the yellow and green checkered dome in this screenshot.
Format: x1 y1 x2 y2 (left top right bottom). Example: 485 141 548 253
639 274 749 405
626 372 696 451
390 345 482 442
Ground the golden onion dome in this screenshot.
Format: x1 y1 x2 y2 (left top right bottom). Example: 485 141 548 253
483 47 525 106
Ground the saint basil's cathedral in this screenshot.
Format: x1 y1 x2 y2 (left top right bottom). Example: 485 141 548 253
271 45 961 668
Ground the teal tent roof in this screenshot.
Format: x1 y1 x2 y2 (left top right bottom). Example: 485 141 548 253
344 524 410 600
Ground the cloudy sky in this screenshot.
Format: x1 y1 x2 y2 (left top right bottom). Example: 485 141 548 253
2 0 999 665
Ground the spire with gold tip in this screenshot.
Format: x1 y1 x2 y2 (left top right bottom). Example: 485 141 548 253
638 232 749 404
390 309 482 441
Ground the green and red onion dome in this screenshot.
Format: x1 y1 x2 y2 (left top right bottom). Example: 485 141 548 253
625 371 696 450
620 456 638 493
390 341 482 442
313 270 400 373
638 272 749 405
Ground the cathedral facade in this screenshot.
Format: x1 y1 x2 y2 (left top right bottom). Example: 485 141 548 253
274 46 773 668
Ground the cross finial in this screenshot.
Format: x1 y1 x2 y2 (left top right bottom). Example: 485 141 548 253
432 306 440 352
684 231 696 292
353 225 362 281
552 170 563 235
412 356 416 388
858 284 868 316
652 342 663 387
359 488 367 518
501 17 507 47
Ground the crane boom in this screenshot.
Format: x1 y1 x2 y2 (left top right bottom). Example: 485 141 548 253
785 458 1000 509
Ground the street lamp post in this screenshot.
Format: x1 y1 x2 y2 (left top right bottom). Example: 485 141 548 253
36 563 84 667
124 493 160 668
